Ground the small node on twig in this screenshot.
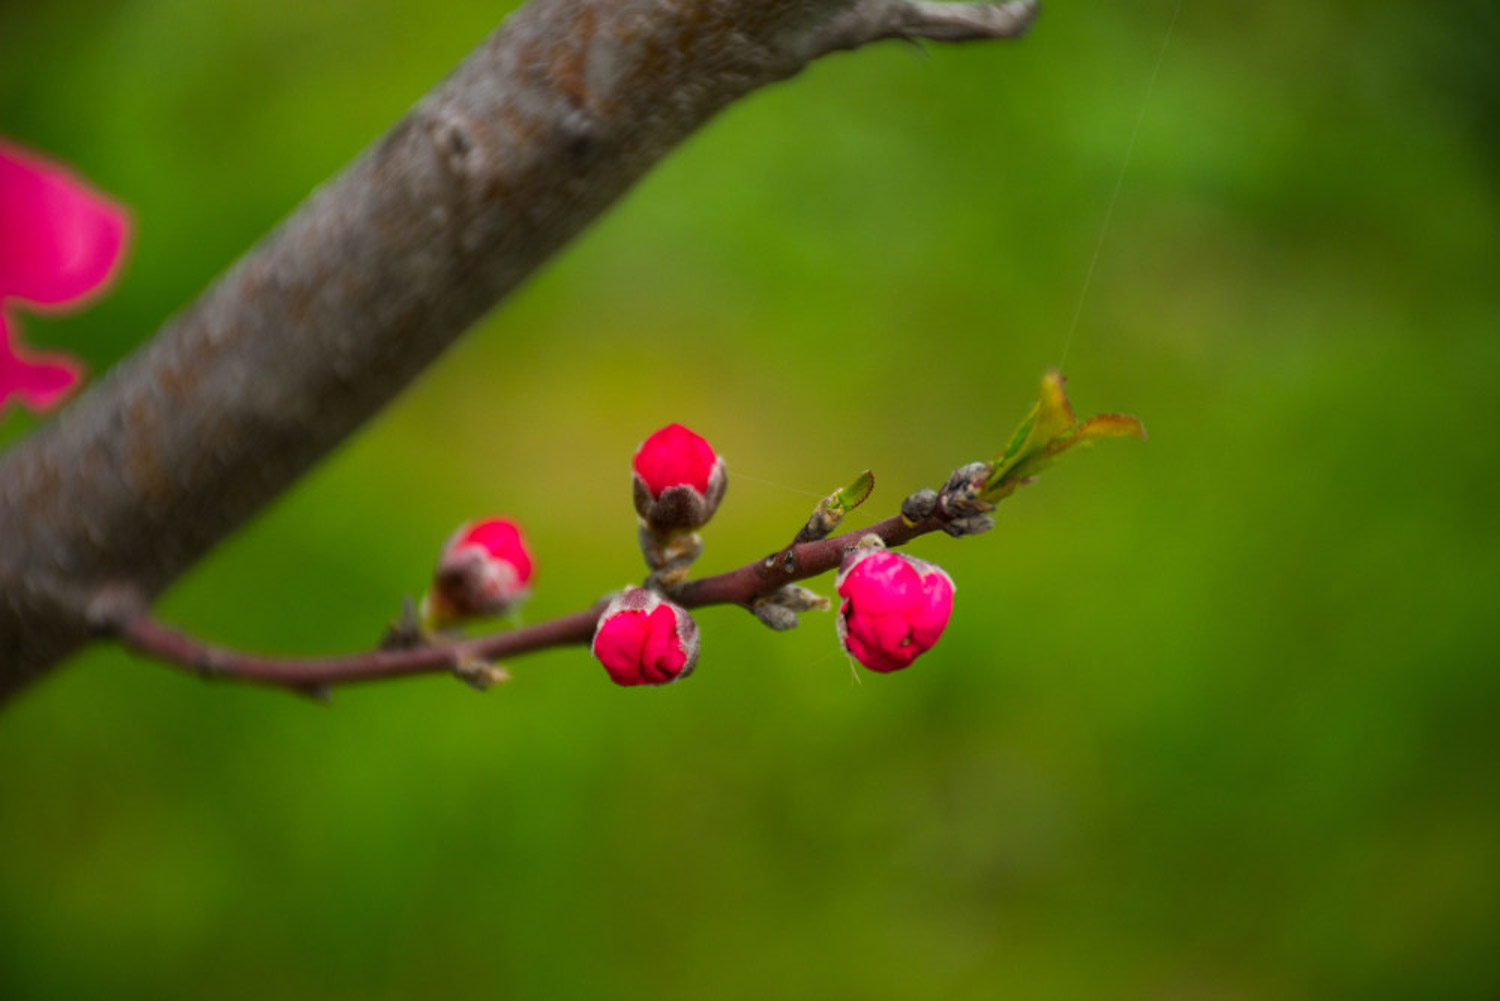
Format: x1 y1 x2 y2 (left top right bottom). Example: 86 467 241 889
639 526 704 594
942 514 995 538
938 461 993 511
380 595 430 651
300 684 335 705
451 654 511 691
752 601 800 631
751 584 830 631
901 489 939 524
84 582 150 637
192 650 230 680
936 461 997 536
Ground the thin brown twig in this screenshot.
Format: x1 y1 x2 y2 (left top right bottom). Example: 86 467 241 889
107 512 946 695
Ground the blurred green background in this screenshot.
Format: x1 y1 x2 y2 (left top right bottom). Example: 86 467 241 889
3 0 1498 998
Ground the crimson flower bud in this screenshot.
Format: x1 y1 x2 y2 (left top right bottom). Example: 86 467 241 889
631 423 727 533
423 517 534 627
835 540 955 673
591 587 700 687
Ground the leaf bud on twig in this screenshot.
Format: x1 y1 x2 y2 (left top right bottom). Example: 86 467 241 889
901 488 939 524
751 584 830 631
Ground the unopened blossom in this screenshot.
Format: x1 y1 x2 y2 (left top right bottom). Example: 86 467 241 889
0 139 129 414
835 541 955 673
591 587 699 687
631 422 727 533
423 517 535 627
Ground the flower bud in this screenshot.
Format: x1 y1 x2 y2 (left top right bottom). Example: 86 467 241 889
422 517 534 627
591 587 700 687
631 423 727 534
835 539 955 673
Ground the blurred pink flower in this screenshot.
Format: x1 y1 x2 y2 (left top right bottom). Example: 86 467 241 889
422 516 536 627
1 139 130 415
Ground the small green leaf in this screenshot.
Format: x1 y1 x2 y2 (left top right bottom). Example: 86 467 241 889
833 469 875 512
980 370 1145 501
1005 413 1147 483
988 369 1077 487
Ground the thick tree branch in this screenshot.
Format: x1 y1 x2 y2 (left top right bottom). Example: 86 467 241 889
105 513 942 694
0 0 1037 703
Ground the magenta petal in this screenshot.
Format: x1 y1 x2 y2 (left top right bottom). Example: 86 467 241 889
639 606 686 681
908 571 955 641
847 624 908 672
456 518 534 584
1 313 83 414
864 611 910 654
0 141 129 309
840 553 921 616
840 621 882 671
594 612 648 684
633 423 719 495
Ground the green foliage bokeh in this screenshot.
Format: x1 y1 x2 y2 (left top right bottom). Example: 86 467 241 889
3 1 1498 998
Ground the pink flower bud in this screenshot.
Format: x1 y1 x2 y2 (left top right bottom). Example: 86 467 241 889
591 587 700 687
424 517 535 626
835 543 955 673
631 423 727 533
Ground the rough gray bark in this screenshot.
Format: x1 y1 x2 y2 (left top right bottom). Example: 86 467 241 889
0 0 1035 703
